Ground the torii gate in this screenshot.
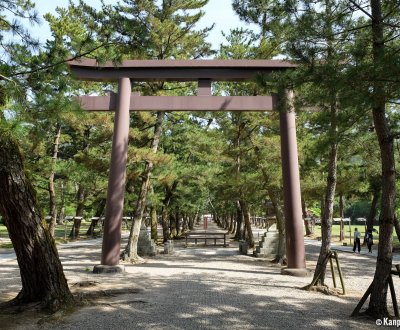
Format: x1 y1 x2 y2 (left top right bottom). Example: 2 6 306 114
68 59 307 276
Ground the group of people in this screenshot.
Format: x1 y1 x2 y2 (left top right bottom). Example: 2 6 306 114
353 228 374 254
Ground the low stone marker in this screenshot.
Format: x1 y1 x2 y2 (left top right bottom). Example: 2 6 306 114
164 240 174 254
137 222 157 256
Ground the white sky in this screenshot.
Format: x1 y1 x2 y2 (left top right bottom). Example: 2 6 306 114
30 0 259 49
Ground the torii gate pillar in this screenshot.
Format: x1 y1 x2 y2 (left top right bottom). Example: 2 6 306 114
279 89 308 276
93 77 131 273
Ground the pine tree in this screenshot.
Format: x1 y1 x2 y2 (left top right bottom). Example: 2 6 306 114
0 0 74 311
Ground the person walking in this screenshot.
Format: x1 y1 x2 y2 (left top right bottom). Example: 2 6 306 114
353 228 361 254
365 228 374 253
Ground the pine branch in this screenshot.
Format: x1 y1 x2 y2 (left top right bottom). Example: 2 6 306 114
8 42 120 79
348 0 373 20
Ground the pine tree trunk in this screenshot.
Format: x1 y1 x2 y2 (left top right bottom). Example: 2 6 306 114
58 181 66 225
269 189 286 263
310 103 338 288
48 124 61 236
122 112 164 261
394 216 400 244
239 200 254 248
339 193 345 241
188 215 195 230
302 197 313 236
182 214 188 233
224 215 229 230
69 184 85 239
253 143 286 262
228 214 234 233
365 0 395 318
161 181 178 242
150 206 158 241
0 132 73 311
234 201 244 240
162 207 170 242
175 210 181 236
367 188 380 230
86 198 106 236
169 212 177 238
215 213 221 227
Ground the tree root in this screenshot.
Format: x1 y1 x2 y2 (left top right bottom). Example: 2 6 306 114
1 290 75 314
362 307 392 320
271 257 287 266
120 254 146 264
0 283 145 328
302 284 339 296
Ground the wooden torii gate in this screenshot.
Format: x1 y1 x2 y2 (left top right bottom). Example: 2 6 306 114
68 59 307 276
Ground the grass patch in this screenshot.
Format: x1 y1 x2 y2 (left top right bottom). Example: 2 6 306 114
0 220 103 246
0 224 8 237
313 224 398 247
0 242 13 249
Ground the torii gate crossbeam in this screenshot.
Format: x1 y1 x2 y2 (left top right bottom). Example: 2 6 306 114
68 59 308 276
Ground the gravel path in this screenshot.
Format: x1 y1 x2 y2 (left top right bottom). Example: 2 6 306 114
0 223 392 329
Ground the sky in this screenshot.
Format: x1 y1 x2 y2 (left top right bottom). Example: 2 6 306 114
30 0 259 49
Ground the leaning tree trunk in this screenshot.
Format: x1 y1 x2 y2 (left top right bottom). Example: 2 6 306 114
0 132 73 311
364 0 395 318
48 124 61 236
308 104 338 289
122 112 164 261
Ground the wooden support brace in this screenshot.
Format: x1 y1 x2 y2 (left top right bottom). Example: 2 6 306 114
352 267 399 317
351 282 373 317
309 251 345 295
333 251 346 295
329 256 337 288
389 275 399 317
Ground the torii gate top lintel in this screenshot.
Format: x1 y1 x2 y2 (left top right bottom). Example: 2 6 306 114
68 59 296 82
